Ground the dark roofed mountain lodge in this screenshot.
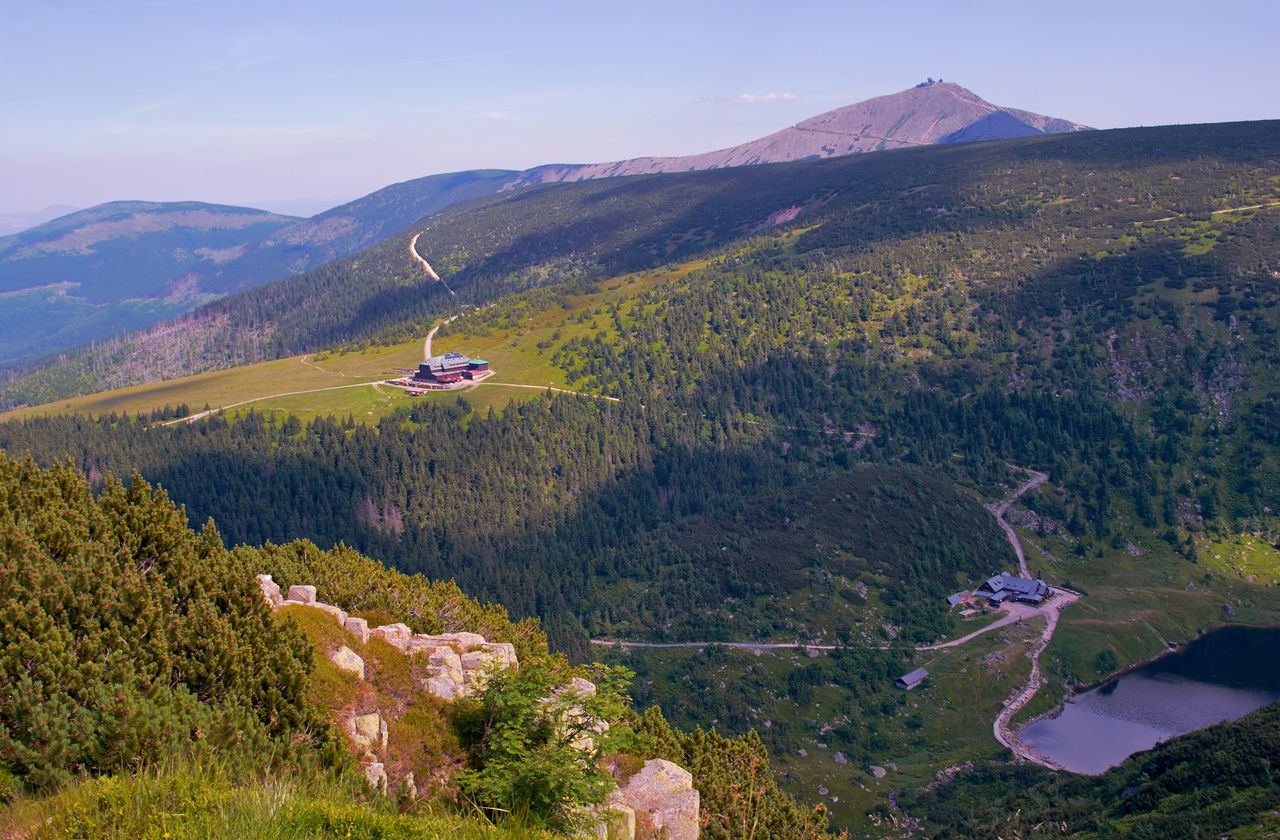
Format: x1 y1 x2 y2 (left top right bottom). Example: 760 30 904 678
394 352 494 394
975 572 1050 605
417 352 490 384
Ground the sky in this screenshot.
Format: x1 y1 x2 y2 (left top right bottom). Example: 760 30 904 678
2 0 1278 216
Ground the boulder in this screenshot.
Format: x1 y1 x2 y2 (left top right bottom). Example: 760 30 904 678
422 675 462 702
545 677 608 751
406 634 446 656
350 712 388 753
428 654 465 693
617 759 699 840
460 648 507 688
429 647 463 670
370 623 413 652
286 584 317 604
438 631 487 650
256 574 283 608
329 646 365 680
311 601 348 627
482 641 519 669
362 760 388 794
460 649 497 671
344 616 370 644
412 631 487 653
869 765 887 779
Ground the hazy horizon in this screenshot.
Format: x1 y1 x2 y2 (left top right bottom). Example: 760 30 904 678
3 0 1278 215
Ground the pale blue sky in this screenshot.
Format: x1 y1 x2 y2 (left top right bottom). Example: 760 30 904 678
2 0 1277 215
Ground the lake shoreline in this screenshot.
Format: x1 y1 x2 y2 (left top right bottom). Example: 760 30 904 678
1013 621 1280 773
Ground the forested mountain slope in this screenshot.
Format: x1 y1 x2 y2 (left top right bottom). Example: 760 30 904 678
2 118 1278 652
201 168 521 288
0 201 297 366
6 118 1274 411
0 83 1083 373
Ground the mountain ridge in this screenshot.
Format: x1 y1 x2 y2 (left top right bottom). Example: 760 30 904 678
0 82 1087 369
506 82 1089 186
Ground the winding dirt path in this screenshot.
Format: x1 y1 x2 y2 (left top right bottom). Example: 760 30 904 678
987 467 1082 768
422 314 459 359
991 590 1079 769
409 232 455 297
990 467 1048 577
300 354 345 377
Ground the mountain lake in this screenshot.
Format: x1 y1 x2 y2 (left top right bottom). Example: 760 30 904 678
1020 625 1280 774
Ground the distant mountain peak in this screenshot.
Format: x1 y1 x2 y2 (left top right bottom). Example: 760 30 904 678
511 83 1090 188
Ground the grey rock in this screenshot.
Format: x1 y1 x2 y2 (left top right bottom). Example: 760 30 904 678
370 623 413 652
344 616 370 644
616 759 699 840
350 712 387 753
362 760 387 794
256 574 283 608
286 584 317 604
329 646 365 680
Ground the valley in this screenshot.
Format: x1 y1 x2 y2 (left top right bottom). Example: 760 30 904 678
3 116 1280 837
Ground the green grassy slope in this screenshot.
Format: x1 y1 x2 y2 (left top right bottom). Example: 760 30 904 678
0 259 694 424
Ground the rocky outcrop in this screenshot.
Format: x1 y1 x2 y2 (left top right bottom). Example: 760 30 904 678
612 760 700 840
257 575 524 797
259 581 521 704
258 576 697 829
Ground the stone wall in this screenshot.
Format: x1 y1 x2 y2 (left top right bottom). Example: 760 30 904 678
257 573 524 800
258 573 517 701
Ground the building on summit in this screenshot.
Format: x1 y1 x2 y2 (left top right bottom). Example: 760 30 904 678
974 572 1051 606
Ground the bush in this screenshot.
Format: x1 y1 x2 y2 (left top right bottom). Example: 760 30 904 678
452 664 632 830
0 455 332 791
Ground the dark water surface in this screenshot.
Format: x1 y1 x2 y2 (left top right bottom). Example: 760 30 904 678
1021 626 1280 774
